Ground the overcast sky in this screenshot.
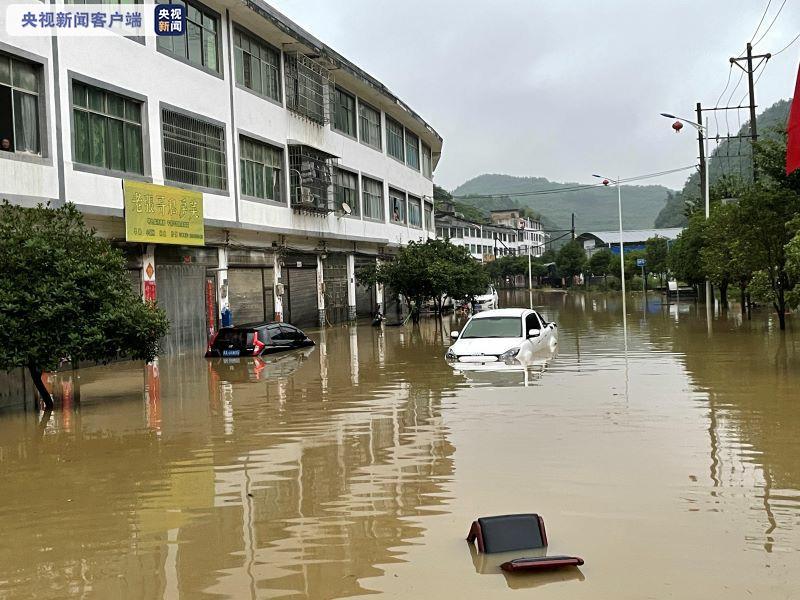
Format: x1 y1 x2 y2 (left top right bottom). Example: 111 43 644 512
271 0 800 192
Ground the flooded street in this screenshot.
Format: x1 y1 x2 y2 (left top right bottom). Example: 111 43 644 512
2 291 800 599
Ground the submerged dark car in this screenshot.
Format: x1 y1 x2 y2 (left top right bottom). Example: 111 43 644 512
205 322 314 358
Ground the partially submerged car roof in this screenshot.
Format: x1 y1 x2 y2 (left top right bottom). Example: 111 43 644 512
471 308 529 319
233 321 281 329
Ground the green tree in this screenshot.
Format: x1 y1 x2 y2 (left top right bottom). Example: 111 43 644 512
0 202 169 409
786 216 800 309
668 214 706 287
700 203 758 310
610 249 644 282
588 248 613 284
733 133 800 329
644 237 669 285
556 240 586 286
372 239 488 319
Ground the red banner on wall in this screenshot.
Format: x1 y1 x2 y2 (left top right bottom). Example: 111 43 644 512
144 280 156 302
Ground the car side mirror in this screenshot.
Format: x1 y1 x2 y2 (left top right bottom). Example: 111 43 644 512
528 328 541 338
450 330 460 340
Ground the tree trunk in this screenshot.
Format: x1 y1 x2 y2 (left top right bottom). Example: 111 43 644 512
740 287 746 318
746 293 752 320
777 287 786 331
28 364 53 410
719 281 729 310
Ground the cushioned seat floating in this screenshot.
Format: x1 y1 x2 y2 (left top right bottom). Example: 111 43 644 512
466 513 584 573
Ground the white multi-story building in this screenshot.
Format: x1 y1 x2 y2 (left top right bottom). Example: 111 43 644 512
0 0 442 352
488 209 546 258
434 204 546 262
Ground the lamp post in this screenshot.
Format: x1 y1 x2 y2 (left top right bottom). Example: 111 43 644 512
592 174 627 345
660 112 712 315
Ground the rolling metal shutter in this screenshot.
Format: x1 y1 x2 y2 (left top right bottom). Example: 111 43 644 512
287 267 318 328
156 264 207 355
228 268 274 325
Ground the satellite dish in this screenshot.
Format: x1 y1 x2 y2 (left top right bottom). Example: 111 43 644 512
341 202 352 215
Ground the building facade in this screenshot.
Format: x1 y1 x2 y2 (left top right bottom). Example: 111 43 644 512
0 0 442 353
434 204 545 262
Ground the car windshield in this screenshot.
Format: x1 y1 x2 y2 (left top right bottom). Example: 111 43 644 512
460 317 521 339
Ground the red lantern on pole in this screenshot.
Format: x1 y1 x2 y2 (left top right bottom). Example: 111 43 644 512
602 179 610 186
672 120 684 133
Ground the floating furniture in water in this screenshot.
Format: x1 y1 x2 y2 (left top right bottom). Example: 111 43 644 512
466 514 584 573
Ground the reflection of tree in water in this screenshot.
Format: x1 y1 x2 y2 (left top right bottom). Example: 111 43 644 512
645 308 800 552
0 323 458 599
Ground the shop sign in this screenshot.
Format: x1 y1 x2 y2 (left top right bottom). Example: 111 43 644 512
123 181 204 246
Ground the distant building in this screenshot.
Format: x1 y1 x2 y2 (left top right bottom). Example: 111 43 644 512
576 228 684 257
434 205 544 261
489 209 546 258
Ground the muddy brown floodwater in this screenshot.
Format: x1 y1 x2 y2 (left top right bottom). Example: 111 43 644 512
1 290 800 599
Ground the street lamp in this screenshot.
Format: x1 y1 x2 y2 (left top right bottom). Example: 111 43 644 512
660 112 712 313
592 173 627 345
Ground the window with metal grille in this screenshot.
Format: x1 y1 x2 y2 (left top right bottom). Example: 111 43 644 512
422 143 432 178
288 144 335 213
240 135 282 201
386 117 404 161
162 108 227 191
362 176 384 221
405 130 419 170
157 0 219 73
389 188 406 224
334 168 359 216
332 87 356 137
358 101 381 150
284 53 329 125
0 53 41 155
408 195 421 227
72 81 143 174
424 202 433 231
234 29 281 102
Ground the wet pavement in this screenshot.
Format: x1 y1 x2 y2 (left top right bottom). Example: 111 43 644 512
1 290 799 599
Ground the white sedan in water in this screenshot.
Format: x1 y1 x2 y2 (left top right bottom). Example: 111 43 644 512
445 308 557 371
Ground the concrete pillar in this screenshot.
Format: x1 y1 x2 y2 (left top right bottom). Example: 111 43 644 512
273 252 283 322
142 244 156 302
346 253 357 321
375 256 384 316
317 254 326 327
217 246 228 322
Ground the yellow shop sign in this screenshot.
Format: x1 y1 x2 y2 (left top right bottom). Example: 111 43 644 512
123 181 204 246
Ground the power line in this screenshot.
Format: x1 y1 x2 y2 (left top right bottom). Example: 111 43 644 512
750 0 773 43
773 31 800 56
451 165 697 200
713 64 734 137
753 0 788 46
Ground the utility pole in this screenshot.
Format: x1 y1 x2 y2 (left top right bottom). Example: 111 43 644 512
571 213 575 241
730 43 770 180
696 102 707 215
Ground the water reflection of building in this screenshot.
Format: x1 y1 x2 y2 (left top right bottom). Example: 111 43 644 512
0 323 457 598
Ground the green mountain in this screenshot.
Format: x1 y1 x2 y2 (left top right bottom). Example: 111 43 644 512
654 99 791 227
450 174 674 232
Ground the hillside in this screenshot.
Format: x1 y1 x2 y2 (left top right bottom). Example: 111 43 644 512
451 174 673 232
654 99 791 227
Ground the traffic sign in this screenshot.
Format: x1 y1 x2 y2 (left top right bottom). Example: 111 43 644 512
636 258 646 267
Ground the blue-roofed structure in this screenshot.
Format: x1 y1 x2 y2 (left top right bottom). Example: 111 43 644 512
576 228 684 256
